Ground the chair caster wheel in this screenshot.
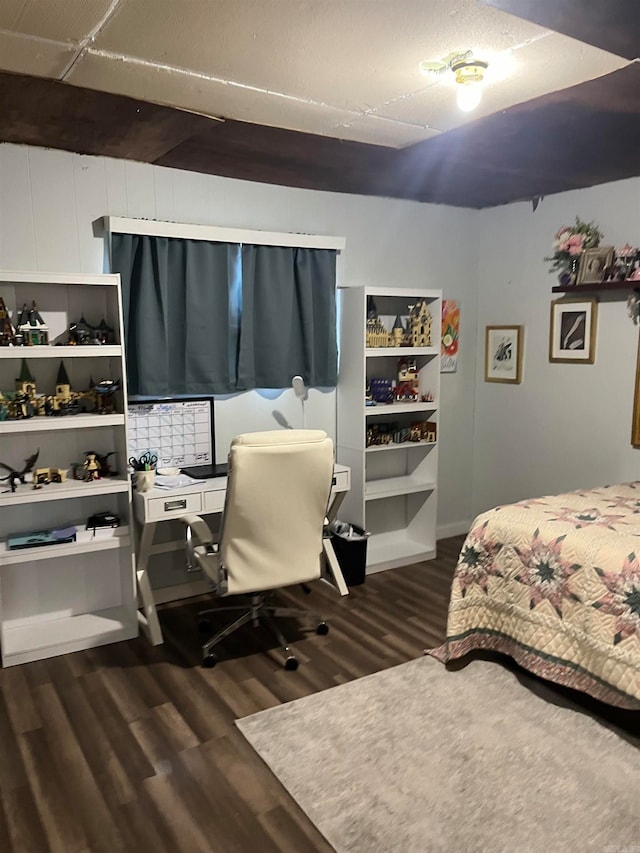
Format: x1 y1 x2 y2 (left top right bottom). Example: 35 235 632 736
198 618 213 633
202 653 218 668
316 622 329 636
284 656 299 671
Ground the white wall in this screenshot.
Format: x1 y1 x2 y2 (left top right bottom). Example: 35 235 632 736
4 143 636 545
0 143 479 536
472 178 640 516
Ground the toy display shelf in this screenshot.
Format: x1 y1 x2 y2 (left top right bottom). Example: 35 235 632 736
366 440 436 453
0 413 124 433
365 401 437 416
0 269 136 667
1 524 130 565
337 285 442 574
0 346 121 358
365 346 438 357
0 476 130 507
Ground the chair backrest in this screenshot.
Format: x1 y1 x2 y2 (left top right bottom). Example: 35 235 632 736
219 429 334 594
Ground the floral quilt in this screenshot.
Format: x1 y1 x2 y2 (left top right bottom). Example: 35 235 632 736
430 483 640 709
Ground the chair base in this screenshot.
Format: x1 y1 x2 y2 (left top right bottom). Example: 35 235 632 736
198 592 328 669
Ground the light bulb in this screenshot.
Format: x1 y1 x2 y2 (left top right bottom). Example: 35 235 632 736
456 82 482 112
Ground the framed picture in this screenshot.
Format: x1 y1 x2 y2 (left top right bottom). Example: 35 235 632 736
484 325 524 384
549 298 597 363
577 246 614 284
632 335 640 447
441 299 460 373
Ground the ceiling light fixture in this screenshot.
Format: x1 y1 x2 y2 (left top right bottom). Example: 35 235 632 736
419 50 490 113
450 55 488 112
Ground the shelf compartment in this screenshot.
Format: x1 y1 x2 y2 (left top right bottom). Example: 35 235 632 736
0 477 130 507
1 605 137 666
366 441 436 453
0 413 124 434
1 526 130 565
365 476 435 501
0 345 121 359
365 401 437 417
366 531 435 573
365 347 438 358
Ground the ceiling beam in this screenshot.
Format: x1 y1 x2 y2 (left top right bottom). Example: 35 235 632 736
481 0 640 60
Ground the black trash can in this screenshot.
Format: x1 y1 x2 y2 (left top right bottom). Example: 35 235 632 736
330 522 369 586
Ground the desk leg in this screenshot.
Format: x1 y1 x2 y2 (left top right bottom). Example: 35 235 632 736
135 521 164 646
321 490 350 595
322 534 349 596
327 490 346 525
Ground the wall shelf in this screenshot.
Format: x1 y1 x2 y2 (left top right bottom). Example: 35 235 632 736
365 401 437 417
0 477 130 507
0 345 121 359
551 280 639 295
0 413 124 433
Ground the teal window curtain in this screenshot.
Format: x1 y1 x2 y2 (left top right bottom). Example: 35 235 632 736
111 234 337 395
238 245 337 389
111 234 241 396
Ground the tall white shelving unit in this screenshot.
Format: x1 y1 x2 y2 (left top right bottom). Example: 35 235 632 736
0 271 137 666
337 286 442 573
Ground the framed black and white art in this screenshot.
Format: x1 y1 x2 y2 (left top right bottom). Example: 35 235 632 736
484 325 524 384
549 298 597 364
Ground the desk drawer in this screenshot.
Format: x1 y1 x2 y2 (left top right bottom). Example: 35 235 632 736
147 492 202 520
332 470 350 492
203 489 226 514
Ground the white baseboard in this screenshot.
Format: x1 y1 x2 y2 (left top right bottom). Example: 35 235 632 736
436 520 471 541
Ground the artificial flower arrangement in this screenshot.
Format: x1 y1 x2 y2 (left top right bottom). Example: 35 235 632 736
545 217 603 276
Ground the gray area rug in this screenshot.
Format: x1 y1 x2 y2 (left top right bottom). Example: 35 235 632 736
236 656 639 853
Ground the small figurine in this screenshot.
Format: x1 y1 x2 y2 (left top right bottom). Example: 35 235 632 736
95 451 117 477
409 300 432 347
0 297 16 346
67 315 94 346
16 301 49 346
395 358 419 402
95 319 115 345
93 378 120 414
0 449 40 493
83 452 101 481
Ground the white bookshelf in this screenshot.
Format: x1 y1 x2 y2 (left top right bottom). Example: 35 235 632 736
0 270 137 666
337 285 442 573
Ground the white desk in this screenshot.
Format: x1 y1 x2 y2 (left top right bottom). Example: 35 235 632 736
132 464 351 644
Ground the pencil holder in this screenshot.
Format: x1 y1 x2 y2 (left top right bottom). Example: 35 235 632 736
134 470 156 493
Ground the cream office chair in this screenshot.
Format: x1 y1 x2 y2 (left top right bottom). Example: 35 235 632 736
181 429 335 669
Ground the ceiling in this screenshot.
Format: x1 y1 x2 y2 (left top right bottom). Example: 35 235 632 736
0 0 639 208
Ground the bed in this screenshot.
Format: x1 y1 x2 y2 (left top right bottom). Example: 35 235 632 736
430 482 640 710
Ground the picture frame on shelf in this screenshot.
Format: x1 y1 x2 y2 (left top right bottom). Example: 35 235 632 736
484 325 523 384
549 298 597 364
576 247 614 285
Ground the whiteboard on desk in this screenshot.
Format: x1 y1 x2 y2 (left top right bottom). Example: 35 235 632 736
127 398 215 469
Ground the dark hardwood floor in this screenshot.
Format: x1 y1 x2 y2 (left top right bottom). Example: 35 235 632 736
0 535 636 852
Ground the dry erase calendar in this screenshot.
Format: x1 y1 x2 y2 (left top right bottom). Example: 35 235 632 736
127 398 215 469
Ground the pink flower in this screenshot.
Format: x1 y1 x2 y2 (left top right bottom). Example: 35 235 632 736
561 234 585 255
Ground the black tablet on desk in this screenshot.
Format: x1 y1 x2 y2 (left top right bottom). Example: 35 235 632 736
181 462 228 479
